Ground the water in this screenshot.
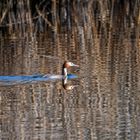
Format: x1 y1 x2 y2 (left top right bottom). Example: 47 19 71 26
1 1 140 140
0 74 78 86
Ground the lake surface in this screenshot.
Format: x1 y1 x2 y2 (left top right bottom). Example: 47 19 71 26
0 1 140 140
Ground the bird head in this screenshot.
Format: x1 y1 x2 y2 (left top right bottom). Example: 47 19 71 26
64 61 79 68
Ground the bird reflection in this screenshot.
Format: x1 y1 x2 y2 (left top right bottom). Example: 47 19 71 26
63 84 79 90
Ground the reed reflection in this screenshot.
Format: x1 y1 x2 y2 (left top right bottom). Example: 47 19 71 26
0 0 140 139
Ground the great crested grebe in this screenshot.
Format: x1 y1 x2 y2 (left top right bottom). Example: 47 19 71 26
62 61 79 90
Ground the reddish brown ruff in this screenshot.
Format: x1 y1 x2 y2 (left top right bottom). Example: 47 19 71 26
63 61 71 68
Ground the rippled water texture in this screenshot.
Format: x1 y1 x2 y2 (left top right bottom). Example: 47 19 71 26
0 1 140 140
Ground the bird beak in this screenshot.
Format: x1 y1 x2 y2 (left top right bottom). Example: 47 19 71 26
72 63 79 67
73 85 79 88
70 85 79 90
74 64 79 67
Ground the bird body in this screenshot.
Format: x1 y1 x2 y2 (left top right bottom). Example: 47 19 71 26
62 61 79 78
